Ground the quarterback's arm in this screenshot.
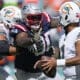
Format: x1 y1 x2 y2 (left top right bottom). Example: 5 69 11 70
38 40 80 70
56 33 80 67
65 39 80 66
52 39 80 67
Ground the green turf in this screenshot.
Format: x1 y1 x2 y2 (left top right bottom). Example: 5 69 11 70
4 3 18 7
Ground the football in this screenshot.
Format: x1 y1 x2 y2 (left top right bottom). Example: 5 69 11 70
41 56 56 78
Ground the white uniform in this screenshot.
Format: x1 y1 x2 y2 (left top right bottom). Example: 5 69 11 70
0 23 17 80
44 28 64 48
59 27 80 79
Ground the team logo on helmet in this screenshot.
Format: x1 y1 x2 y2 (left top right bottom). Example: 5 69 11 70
61 3 73 14
4 8 15 18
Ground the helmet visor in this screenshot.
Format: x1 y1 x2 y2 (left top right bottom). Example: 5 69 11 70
27 14 42 21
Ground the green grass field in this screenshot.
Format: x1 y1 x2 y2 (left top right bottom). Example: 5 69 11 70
3 3 18 7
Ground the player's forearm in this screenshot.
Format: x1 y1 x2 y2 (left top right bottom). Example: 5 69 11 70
9 46 17 55
65 40 80 66
66 56 80 66
56 56 80 67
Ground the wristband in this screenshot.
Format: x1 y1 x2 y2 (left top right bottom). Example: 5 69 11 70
57 59 66 67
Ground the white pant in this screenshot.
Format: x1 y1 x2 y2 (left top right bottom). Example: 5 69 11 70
16 69 63 80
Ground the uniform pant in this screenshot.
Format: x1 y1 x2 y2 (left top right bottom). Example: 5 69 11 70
16 69 62 80
65 76 80 80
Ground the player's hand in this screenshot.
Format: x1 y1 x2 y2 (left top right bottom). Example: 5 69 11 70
40 56 57 73
34 56 56 73
34 56 56 77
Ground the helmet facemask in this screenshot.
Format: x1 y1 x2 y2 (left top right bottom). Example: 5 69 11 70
25 13 42 31
22 3 43 32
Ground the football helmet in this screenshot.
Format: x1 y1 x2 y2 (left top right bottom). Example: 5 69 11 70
22 3 43 31
0 6 22 28
59 2 80 27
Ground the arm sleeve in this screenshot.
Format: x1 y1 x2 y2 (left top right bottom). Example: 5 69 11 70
0 24 8 38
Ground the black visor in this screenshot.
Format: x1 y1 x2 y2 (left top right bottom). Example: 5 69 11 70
27 14 42 21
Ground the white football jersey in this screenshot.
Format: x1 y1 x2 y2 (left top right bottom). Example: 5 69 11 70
0 23 9 40
44 28 64 48
59 27 80 77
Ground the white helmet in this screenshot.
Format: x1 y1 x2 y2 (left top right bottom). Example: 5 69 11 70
22 3 43 31
0 11 3 23
73 0 80 8
59 2 80 26
0 6 22 28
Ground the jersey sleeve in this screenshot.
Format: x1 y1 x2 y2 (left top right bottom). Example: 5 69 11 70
76 32 80 42
10 24 27 38
0 24 9 40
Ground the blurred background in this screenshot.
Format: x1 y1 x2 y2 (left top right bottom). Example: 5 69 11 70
1 0 79 17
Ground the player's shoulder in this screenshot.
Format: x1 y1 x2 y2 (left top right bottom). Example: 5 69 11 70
0 23 8 32
69 27 80 36
13 20 27 32
73 27 80 31
42 12 51 23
